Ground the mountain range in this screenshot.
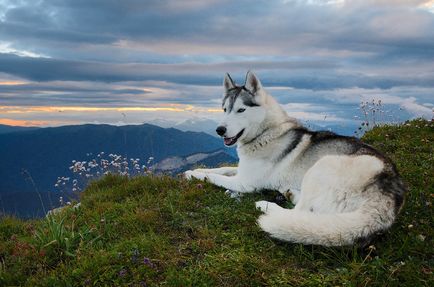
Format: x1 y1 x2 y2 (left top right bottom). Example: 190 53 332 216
151 150 236 174
146 118 220 137
0 124 236 218
0 124 40 134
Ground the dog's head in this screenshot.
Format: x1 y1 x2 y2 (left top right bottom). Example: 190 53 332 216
217 71 267 146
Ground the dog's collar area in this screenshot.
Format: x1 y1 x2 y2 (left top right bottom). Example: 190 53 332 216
240 120 298 151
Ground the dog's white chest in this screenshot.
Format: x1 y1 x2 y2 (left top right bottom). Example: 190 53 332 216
237 156 280 190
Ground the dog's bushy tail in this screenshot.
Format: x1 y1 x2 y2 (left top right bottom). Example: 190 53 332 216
257 200 396 246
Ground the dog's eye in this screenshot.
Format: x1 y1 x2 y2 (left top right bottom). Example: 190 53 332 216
237 108 246 113
223 108 227 113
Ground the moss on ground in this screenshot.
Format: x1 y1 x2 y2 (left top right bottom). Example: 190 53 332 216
0 119 432 286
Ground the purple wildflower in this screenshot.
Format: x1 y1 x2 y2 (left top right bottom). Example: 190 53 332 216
119 269 127 277
143 257 155 268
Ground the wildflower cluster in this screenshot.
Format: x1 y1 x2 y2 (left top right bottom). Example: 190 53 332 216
54 152 154 194
355 99 391 136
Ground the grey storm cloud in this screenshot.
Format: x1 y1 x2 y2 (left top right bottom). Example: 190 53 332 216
1 0 434 59
0 0 218 44
0 52 337 84
1 52 433 91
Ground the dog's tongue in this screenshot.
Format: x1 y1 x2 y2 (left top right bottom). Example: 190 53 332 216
224 137 233 145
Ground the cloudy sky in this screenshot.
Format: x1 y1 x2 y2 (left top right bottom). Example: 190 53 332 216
0 0 433 129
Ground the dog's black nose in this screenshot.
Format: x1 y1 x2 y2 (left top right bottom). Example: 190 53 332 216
216 126 226 136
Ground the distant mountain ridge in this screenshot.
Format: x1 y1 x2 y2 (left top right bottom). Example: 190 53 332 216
147 118 219 137
0 123 235 218
152 149 236 174
0 124 40 134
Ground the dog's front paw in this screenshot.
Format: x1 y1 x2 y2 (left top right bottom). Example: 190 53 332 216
184 170 194 180
184 170 207 181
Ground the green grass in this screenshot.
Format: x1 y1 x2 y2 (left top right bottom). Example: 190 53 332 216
1 119 433 286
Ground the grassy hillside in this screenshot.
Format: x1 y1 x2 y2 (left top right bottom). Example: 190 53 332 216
1 119 432 286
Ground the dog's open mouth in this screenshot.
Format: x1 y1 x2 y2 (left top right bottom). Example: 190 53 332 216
224 129 244 146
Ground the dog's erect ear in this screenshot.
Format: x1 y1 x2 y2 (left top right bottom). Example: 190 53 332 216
244 71 262 94
223 73 235 91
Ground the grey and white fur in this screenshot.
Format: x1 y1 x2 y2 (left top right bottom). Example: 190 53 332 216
185 71 406 246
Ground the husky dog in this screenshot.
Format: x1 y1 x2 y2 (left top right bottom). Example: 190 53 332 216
185 71 406 246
